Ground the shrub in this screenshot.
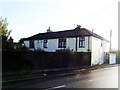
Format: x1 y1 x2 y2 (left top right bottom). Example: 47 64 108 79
16 45 29 52
34 48 45 52
56 48 71 53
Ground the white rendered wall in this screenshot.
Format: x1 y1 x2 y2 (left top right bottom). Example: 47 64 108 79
66 38 76 51
23 37 92 52
42 38 76 52
43 39 58 52
77 37 92 52
43 37 91 52
91 36 108 66
23 41 29 48
34 40 41 50
23 36 109 66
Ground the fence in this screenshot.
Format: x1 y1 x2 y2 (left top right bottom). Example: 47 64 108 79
2 51 91 73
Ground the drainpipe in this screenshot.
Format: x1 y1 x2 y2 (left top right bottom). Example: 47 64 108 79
87 36 90 52
76 37 77 52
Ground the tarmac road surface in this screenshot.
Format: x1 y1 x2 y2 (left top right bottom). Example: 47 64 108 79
3 66 118 89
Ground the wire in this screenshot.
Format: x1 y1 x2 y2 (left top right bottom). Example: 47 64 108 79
80 1 118 23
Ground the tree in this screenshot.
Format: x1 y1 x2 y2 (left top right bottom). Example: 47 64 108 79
0 17 11 38
16 45 29 52
0 17 14 51
18 38 26 44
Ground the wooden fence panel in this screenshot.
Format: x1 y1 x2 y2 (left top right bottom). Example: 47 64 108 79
2 51 91 72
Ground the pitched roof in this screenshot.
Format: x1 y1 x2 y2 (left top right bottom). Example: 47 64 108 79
23 27 108 41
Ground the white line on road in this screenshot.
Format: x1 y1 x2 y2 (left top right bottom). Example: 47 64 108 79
88 79 100 82
44 85 65 90
88 80 93 82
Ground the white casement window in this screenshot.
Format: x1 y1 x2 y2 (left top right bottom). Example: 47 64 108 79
58 38 66 48
44 40 48 48
79 37 85 48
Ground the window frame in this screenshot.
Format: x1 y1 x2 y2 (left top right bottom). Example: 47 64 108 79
30 40 34 48
58 38 66 48
79 37 85 48
44 40 48 48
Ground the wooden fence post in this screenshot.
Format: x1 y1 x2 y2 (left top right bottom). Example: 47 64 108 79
60 53 61 69
74 54 76 69
42 52 44 72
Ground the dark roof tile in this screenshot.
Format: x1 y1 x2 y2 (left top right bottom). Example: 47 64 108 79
23 28 108 41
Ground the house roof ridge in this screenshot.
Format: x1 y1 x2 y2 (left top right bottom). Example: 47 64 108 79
84 29 109 41
23 28 109 41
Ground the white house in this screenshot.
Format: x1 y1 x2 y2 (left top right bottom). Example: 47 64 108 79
22 26 110 66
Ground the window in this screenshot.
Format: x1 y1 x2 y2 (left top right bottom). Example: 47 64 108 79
79 37 85 48
58 38 66 48
37 40 39 43
30 41 34 48
44 40 48 48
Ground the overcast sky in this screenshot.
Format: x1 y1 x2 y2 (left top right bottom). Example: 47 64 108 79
1 0 119 49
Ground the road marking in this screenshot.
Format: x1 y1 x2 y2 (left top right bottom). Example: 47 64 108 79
58 72 74 76
80 69 86 71
88 80 94 82
45 85 65 90
88 79 100 82
75 69 86 72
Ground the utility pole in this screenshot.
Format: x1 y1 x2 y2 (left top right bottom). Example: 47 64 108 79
110 30 112 51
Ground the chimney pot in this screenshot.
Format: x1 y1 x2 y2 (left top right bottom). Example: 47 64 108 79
75 25 81 29
47 27 52 32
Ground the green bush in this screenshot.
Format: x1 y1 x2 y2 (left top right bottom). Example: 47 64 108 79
34 48 45 52
56 48 71 53
2 36 15 51
16 45 29 52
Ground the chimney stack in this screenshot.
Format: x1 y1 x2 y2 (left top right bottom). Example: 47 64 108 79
92 29 94 33
75 25 81 29
9 36 13 43
77 25 81 28
47 27 52 32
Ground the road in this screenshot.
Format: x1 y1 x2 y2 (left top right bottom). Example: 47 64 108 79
3 66 118 89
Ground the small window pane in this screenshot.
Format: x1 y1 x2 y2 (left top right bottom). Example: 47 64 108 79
44 40 48 48
79 37 85 48
82 38 84 40
30 41 34 48
80 38 82 40
58 38 66 48
83 41 85 46
44 40 47 43
80 42 81 47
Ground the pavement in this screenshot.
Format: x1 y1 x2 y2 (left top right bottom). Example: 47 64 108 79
2 64 119 83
